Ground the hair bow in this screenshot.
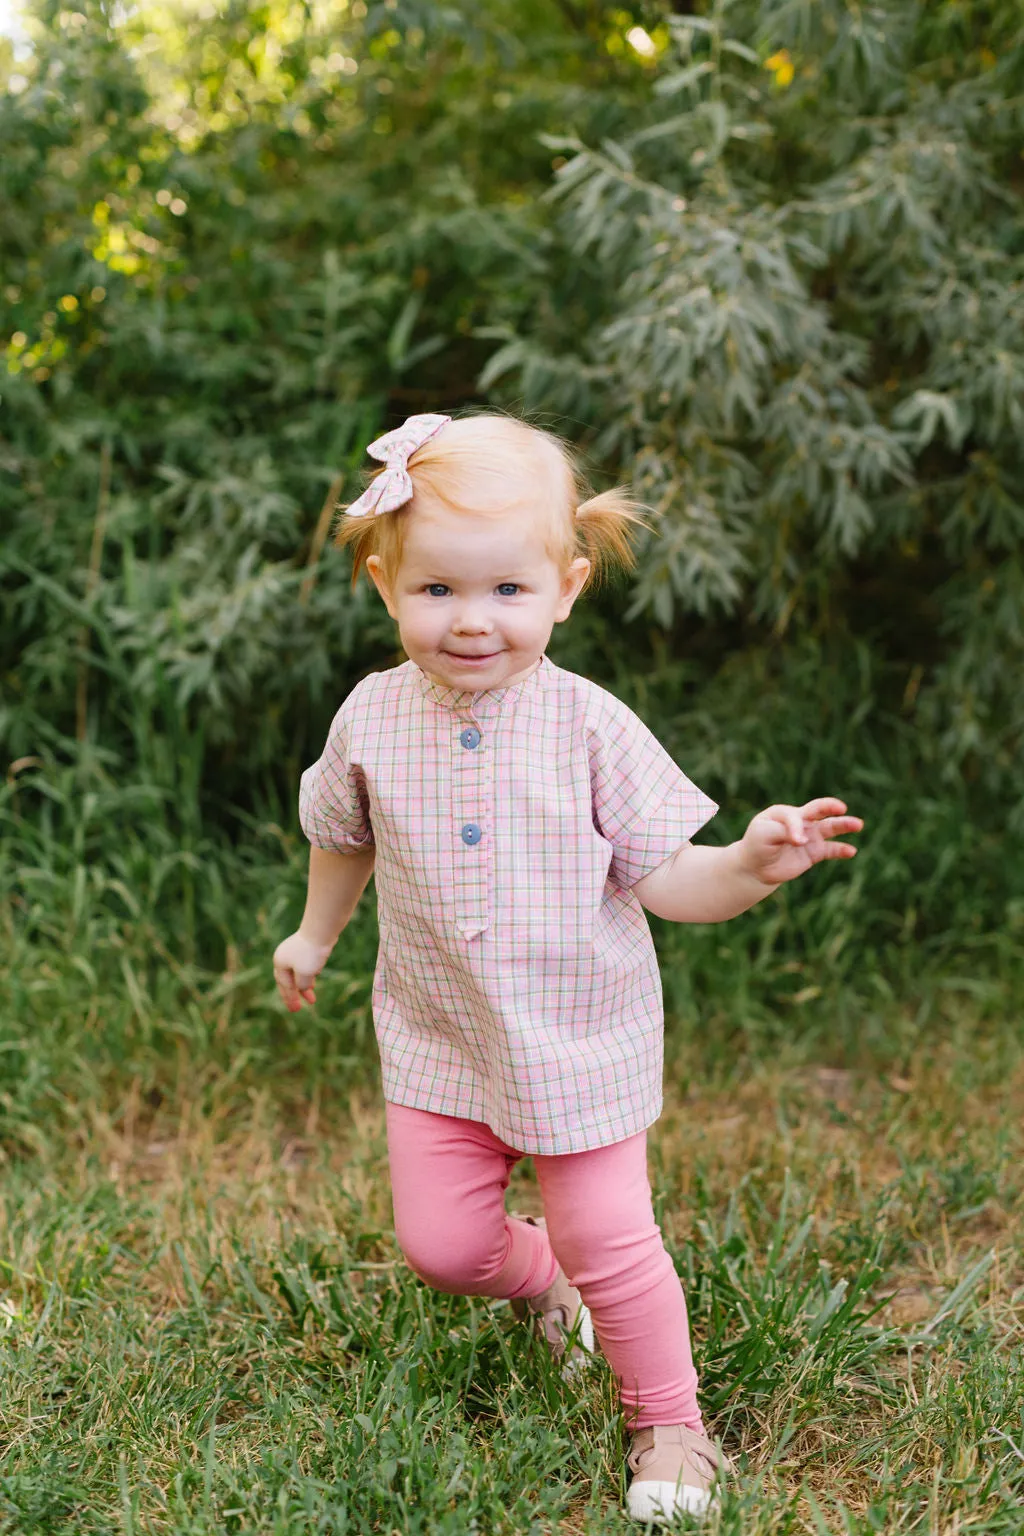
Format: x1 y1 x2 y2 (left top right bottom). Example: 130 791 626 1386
345 413 452 518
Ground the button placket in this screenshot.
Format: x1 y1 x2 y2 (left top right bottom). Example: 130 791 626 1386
452 706 490 940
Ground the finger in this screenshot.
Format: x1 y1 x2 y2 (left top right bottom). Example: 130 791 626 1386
818 841 858 860
274 966 300 1012
817 816 864 839
766 805 807 845
300 987 316 1005
800 797 848 820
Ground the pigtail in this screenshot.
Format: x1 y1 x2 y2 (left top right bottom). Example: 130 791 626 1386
574 487 654 590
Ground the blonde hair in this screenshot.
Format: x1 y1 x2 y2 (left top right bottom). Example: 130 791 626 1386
333 413 651 594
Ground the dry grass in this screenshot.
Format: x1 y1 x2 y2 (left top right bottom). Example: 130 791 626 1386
1 1028 1020 1533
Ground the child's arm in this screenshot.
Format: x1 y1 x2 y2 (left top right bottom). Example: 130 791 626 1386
633 797 862 924
273 845 376 1011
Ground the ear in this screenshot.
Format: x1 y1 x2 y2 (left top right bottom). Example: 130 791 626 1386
553 557 591 623
365 555 398 619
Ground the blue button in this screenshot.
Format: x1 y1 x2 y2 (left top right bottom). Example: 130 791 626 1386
460 726 481 750
460 823 482 845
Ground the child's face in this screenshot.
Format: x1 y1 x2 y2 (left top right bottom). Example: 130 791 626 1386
365 502 590 690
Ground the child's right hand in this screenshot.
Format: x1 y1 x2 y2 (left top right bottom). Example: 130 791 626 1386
273 931 334 1012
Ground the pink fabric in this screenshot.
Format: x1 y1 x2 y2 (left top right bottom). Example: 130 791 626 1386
300 656 717 1154
345 413 451 518
385 1101 703 1431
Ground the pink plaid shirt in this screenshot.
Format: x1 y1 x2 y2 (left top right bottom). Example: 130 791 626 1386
299 655 717 1155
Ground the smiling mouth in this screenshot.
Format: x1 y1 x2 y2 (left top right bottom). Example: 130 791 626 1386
444 650 502 660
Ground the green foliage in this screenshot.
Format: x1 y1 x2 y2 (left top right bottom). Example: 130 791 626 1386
1 0 639 797
483 0 1024 816
1 1 1022 998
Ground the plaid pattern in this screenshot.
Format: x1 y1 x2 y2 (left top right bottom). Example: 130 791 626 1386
299 656 718 1155
345 413 451 519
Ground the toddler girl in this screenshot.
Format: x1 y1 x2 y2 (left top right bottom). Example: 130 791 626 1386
273 413 862 1523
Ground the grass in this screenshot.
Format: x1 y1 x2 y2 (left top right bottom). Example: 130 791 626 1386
0 948 1021 1533
2 721 1023 1533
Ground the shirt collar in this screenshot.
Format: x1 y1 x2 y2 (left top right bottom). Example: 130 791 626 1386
414 654 549 718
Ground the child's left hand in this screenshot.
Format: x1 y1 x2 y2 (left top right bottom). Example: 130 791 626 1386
738 798 863 886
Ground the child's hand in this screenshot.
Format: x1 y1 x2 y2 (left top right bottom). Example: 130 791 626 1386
273 931 334 1012
738 798 863 886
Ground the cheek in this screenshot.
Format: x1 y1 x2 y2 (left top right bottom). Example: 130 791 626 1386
398 600 444 640
510 598 557 635
509 610 543 639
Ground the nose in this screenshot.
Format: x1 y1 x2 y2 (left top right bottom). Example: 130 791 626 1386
451 602 494 635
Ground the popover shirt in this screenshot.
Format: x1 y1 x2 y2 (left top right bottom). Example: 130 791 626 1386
299 655 717 1155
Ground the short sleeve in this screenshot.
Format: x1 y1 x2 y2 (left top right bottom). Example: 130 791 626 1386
299 707 374 853
589 695 717 890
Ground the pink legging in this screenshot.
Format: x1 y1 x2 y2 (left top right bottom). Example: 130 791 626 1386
385 1102 702 1430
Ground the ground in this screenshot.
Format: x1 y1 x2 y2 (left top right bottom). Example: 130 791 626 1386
1 1002 1020 1534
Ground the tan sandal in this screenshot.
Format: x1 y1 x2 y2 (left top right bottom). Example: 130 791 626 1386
625 1424 732 1523
508 1214 595 1371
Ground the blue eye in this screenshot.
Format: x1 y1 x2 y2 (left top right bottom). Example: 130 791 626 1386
497 583 519 597
426 584 450 597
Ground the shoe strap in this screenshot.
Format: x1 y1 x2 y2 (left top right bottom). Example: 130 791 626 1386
525 1283 571 1323
627 1425 728 1477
